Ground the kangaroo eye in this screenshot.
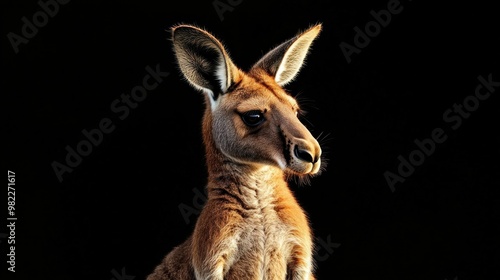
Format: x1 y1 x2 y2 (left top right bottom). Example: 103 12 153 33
241 110 265 127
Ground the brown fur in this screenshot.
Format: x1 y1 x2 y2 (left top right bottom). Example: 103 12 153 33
147 24 323 280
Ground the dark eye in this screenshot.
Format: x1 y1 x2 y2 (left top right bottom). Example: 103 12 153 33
241 110 265 127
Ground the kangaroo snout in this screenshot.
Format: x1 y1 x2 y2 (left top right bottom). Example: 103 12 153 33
287 134 322 175
294 140 321 164
294 145 315 163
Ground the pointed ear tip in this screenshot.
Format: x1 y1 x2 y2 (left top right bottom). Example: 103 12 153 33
171 24 189 34
300 23 322 39
170 24 204 35
310 23 323 33
170 24 200 42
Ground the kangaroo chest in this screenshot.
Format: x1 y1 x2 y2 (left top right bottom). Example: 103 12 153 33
231 181 298 273
239 203 292 255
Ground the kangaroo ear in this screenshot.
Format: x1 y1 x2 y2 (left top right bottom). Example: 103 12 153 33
251 24 322 86
171 25 240 105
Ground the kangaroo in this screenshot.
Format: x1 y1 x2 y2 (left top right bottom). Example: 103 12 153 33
147 23 323 280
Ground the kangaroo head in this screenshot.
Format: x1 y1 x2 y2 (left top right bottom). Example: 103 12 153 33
171 24 322 177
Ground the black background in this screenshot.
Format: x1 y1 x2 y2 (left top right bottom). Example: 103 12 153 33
2 0 499 279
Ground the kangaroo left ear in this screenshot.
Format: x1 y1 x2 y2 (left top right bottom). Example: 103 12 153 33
171 25 241 105
251 24 322 86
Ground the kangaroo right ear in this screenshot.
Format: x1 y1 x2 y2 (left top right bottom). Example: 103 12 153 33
171 25 240 106
251 24 322 86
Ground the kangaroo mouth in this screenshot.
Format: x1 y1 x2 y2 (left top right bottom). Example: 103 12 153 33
287 160 321 175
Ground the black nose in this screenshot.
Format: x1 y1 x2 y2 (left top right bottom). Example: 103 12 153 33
294 145 315 163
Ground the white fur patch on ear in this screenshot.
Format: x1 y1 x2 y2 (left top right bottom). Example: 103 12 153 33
275 25 322 85
216 58 230 93
205 56 227 111
207 90 221 111
193 85 221 112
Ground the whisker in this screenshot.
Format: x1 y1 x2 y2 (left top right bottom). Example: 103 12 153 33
316 131 333 144
300 115 315 128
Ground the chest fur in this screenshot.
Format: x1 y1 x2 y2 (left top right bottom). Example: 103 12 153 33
230 181 299 268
